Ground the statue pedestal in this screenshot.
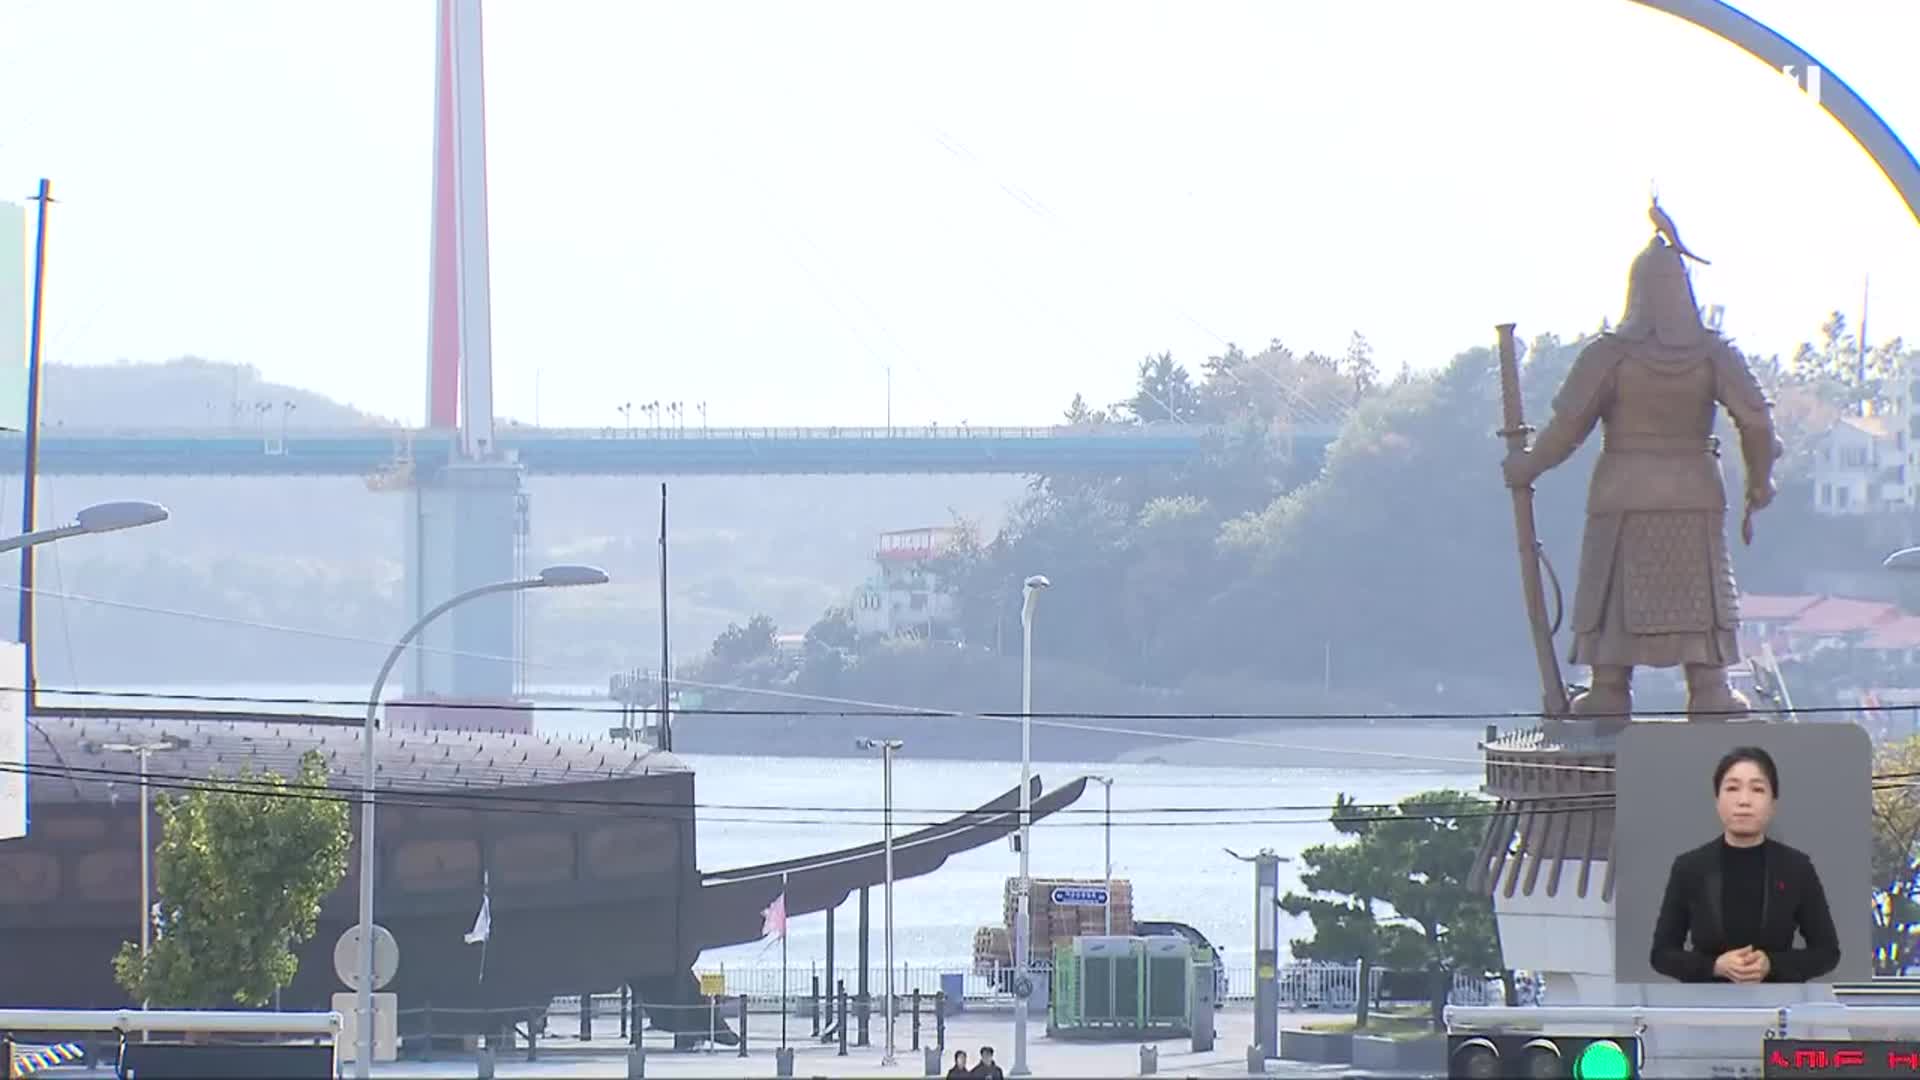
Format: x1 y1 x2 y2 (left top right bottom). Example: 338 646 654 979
1475 725 1837 1079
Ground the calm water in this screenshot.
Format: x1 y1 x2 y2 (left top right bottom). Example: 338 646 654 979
684 753 1481 971
53 684 1481 969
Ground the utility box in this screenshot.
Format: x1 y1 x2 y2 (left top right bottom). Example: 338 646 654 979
1049 936 1197 1039
332 992 399 1062
1189 955 1216 1052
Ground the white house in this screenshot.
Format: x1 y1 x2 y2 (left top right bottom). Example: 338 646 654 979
1809 413 1911 514
850 526 964 641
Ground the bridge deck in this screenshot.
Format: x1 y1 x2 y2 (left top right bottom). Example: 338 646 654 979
0 424 1338 476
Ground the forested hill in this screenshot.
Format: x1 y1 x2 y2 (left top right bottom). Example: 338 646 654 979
679 313 1919 723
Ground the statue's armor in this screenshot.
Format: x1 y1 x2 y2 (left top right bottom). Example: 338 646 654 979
1526 235 1780 675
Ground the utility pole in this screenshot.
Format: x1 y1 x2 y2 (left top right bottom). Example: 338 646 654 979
1091 776 1114 935
18 179 53 693
658 483 671 751
1227 847 1289 1067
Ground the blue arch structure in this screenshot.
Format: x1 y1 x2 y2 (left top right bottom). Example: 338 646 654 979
1629 0 1920 226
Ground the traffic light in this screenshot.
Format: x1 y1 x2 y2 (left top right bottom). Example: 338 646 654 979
1448 1034 1641 1079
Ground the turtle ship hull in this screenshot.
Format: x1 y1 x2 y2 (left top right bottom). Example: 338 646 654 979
0 709 1088 1044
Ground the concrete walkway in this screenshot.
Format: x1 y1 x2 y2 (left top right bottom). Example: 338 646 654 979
356 1007 1423 1079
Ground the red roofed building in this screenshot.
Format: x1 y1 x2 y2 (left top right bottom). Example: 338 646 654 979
1738 593 1824 659
1863 615 1920 653
1786 596 1903 647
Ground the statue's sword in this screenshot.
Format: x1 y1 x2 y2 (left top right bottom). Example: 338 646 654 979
1495 324 1573 722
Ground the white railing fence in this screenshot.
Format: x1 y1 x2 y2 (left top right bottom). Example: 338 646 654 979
616 962 1501 1007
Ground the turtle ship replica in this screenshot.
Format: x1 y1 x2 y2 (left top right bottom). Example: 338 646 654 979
1462 203 1880 1071
0 708 1086 1048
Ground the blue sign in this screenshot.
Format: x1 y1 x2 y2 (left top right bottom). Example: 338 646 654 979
1050 885 1109 906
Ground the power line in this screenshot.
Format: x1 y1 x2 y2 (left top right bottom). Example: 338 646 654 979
1 754 1562 820
35 679 1916 724
0 580 1898 776
8 756 1917 830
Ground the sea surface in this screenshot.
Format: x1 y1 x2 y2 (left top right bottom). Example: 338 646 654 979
46 683 1485 970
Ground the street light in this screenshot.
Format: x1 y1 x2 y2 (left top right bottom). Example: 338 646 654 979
1013 572 1049 1077
354 563 610 1078
1089 775 1114 935
83 735 188 975
856 736 904 1067
0 500 170 555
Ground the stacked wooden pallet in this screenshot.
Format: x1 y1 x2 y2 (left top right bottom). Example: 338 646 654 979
973 877 1134 968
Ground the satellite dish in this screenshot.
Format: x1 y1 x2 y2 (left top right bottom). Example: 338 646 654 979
333 924 400 991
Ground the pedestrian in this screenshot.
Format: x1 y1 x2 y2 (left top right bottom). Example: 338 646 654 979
972 1045 1005 1079
946 1049 970 1078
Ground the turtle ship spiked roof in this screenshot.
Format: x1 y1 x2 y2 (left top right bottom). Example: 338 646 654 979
1467 724 1617 904
0 711 1087 1028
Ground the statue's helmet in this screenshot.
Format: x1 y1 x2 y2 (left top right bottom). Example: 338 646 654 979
1617 234 1708 347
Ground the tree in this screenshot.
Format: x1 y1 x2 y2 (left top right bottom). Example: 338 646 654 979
1120 352 1201 424
1874 735 1920 974
1281 789 1503 1024
710 614 778 669
114 750 350 1007
1341 332 1379 398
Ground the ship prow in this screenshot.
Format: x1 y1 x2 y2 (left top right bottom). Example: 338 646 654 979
694 774 1090 951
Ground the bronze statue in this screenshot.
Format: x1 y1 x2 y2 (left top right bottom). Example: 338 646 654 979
1501 203 1782 722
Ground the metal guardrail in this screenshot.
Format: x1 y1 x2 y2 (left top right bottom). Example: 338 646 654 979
0 1008 340 1036
668 962 1495 1007
1448 1002 1920 1036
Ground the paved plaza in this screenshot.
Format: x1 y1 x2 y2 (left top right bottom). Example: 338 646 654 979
348 1005 1426 1079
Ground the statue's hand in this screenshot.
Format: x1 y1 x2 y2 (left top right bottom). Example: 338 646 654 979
1502 449 1536 489
1747 480 1775 512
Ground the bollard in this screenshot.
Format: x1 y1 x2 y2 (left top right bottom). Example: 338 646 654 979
837 981 850 1057
934 991 946 1052
776 1045 796 1077
911 989 922 1050
476 1041 496 1080
737 994 749 1058
1140 1044 1158 1075
1246 1044 1263 1075
811 975 822 1038
627 1044 646 1079
580 989 594 1041
923 1045 940 1076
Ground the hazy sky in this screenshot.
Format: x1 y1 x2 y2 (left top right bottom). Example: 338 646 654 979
3 0 1917 430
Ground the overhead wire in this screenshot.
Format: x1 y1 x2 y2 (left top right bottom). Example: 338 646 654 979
24 678 1910 726
0 754 1535 821
0 582 1899 779
0 758 1597 829
6 755 1918 830
20 677 1914 781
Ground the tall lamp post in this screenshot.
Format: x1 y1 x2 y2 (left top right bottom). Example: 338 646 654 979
1089 775 1114 935
83 735 188 979
0 500 170 556
1012 573 1049 1077
856 737 903 1067
8 501 169 700
1884 548 1920 571
354 564 610 1078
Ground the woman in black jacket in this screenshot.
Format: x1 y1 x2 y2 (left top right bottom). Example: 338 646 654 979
1649 745 1840 983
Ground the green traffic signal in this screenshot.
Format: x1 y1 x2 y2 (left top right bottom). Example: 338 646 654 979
1573 1039 1634 1080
